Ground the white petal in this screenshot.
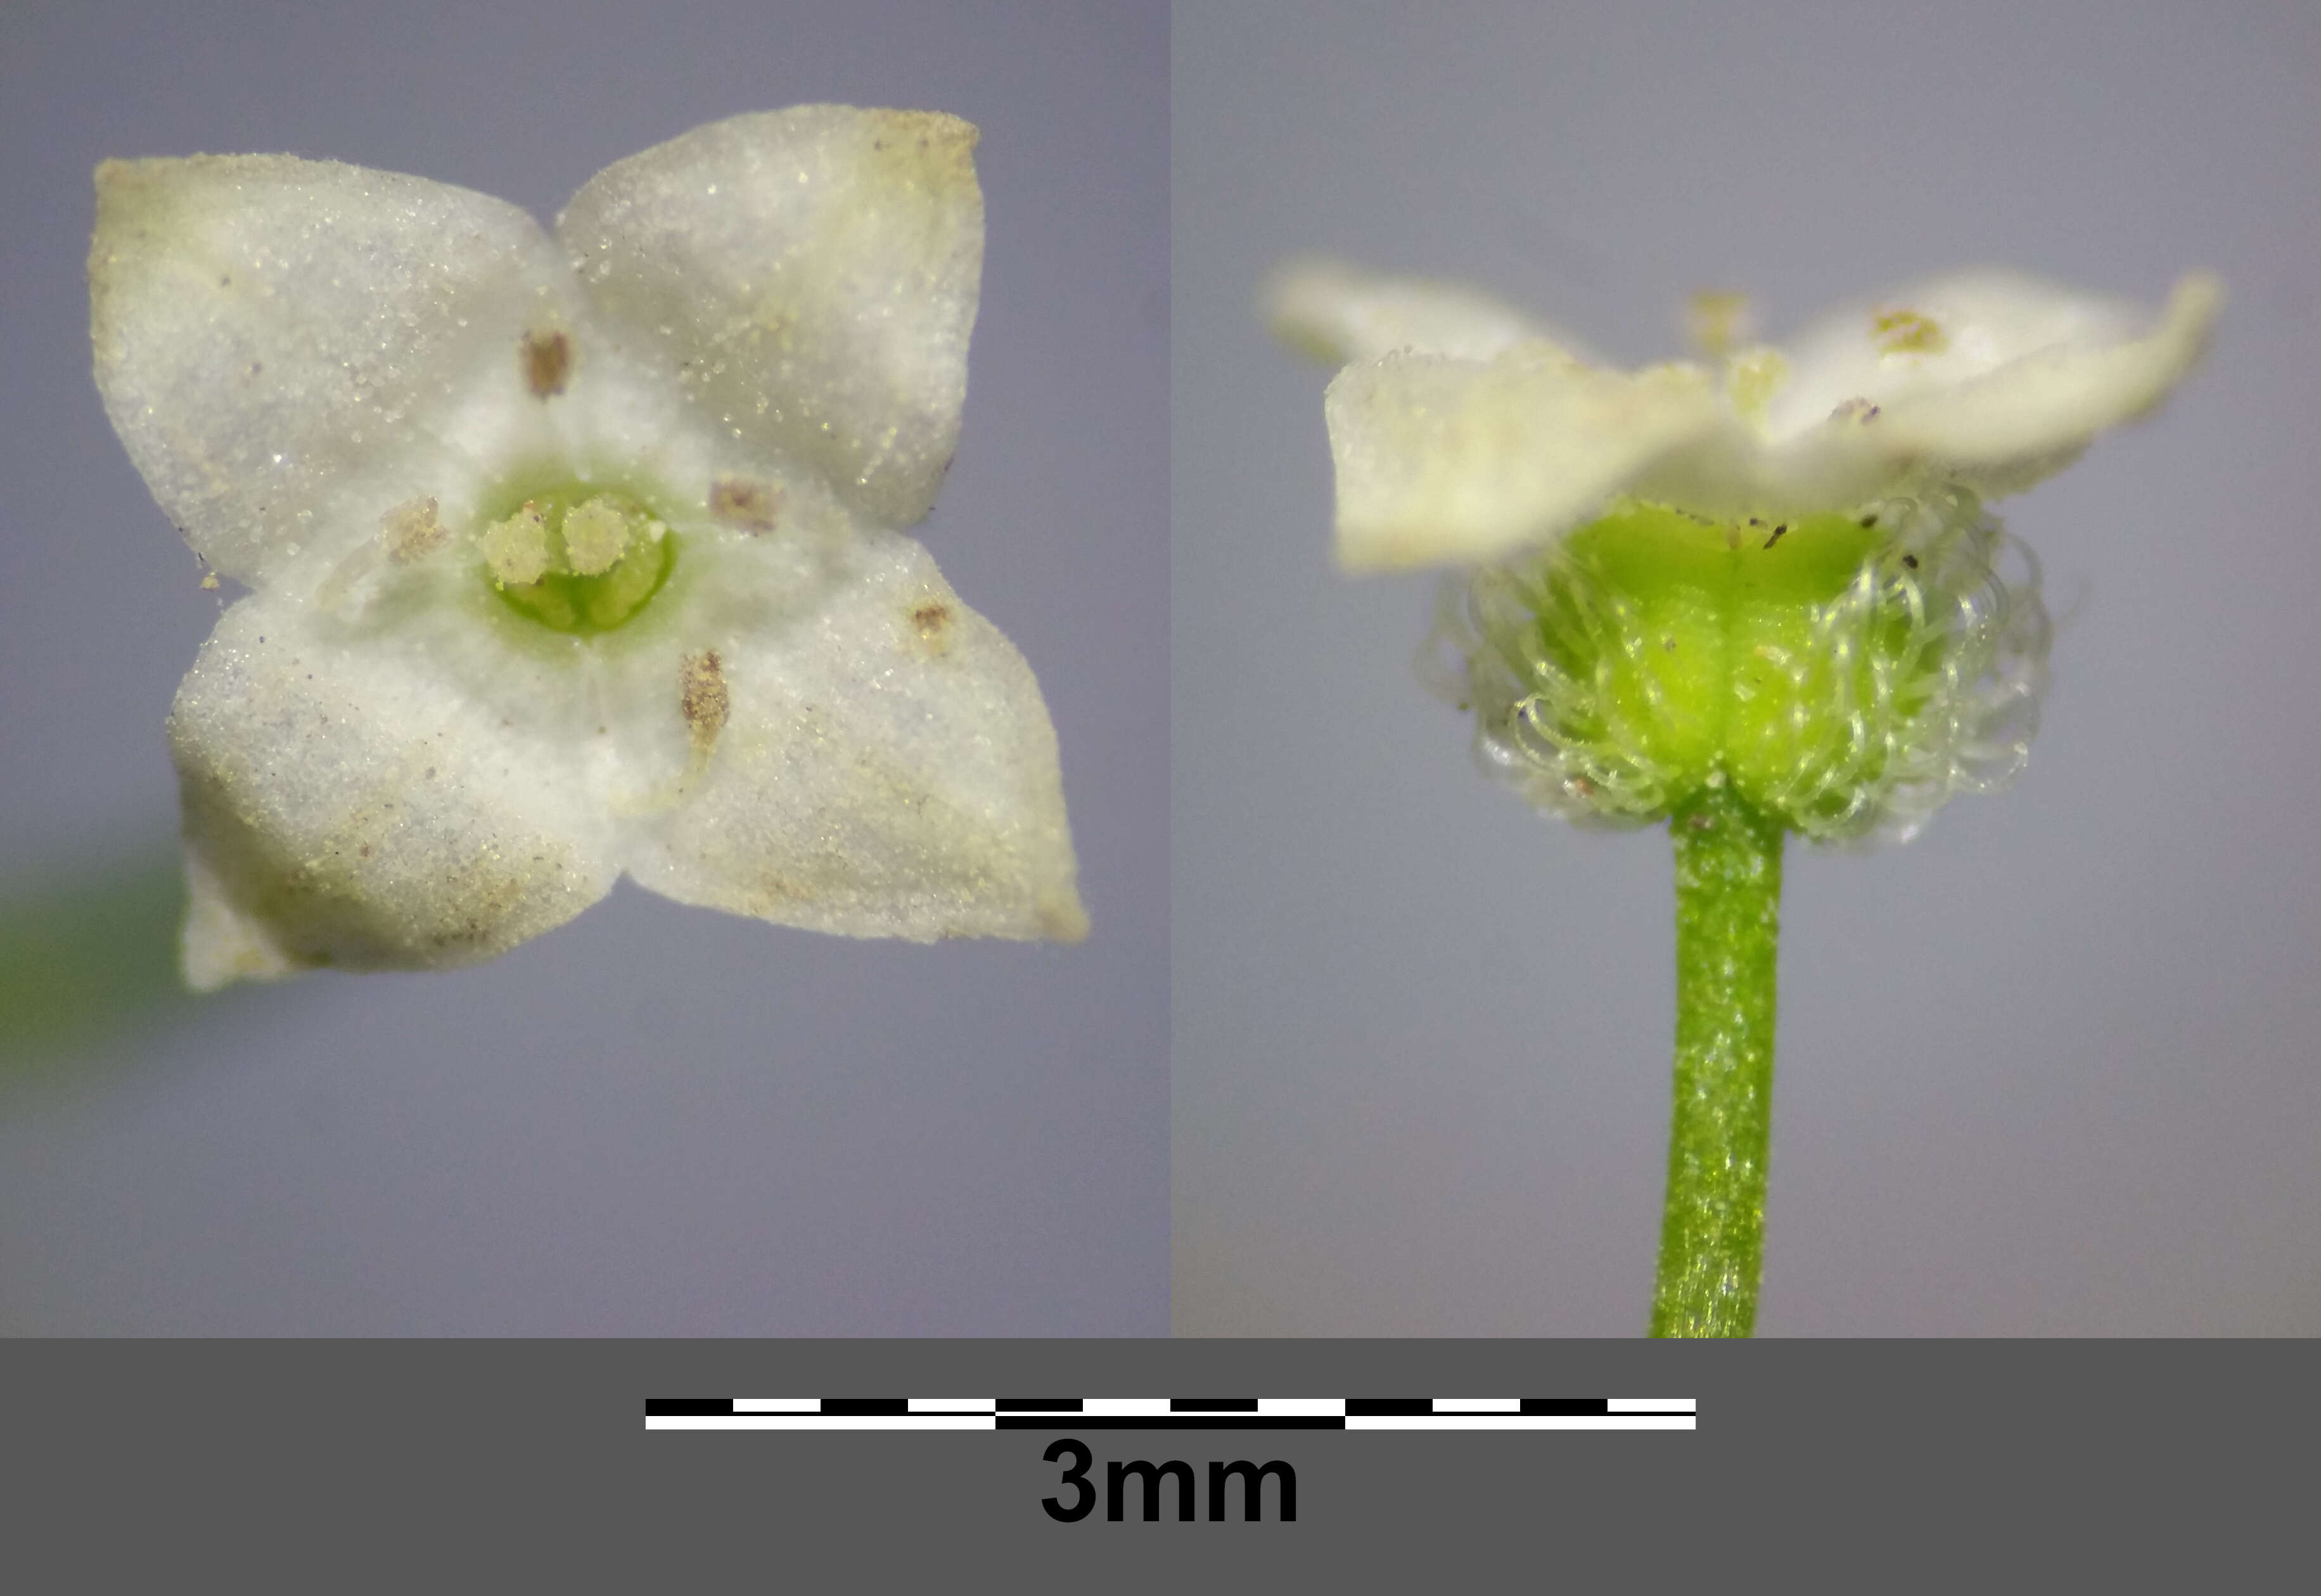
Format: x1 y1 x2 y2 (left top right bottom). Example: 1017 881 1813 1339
169 590 620 989
622 533 1084 943
1268 258 1580 364
1763 270 2222 497
558 106 983 530
91 155 576 582
1631 412 1902 524
1323 347 1727 570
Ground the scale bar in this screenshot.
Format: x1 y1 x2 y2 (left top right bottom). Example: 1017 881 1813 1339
646 1398 1696 1433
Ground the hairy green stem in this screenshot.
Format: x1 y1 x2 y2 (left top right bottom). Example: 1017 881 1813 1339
1651 782 1784 1337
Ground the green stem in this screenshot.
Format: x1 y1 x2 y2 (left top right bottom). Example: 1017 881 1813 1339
1651 782 1784 1337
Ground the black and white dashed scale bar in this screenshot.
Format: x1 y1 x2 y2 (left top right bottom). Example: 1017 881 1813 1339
646 1398 1695 1431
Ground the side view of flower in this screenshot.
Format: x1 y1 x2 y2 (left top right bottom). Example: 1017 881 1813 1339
1272 257 2218 1334
1274 257 2219 841
93 106 1086 992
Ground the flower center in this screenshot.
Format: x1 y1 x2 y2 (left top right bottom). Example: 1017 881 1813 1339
478 487 676 634
1437 494 2049 839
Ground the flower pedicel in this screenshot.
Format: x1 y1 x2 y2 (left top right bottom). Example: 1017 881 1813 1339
93 107 1085 992
1273 258 2219 1334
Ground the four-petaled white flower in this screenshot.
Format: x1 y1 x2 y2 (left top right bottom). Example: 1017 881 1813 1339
93 106 1087 991
1269 258 2221 570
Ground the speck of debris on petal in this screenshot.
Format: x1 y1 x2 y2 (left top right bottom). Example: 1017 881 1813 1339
521 328 572 397
679 648 729 753
380 496 446 562
708 475 782 532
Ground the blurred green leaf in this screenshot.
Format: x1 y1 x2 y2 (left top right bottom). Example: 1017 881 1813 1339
0 847 188 1074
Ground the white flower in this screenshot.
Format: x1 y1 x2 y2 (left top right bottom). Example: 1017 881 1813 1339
1269 259 2221 571
93 106 1087 991
1271 259 2220 843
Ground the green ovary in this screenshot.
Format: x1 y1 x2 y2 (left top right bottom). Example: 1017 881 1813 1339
1461 499 1990 835
480 486 676 634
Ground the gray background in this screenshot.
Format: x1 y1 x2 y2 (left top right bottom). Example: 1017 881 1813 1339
0 0 1167 1334
1174 0 2321 1334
